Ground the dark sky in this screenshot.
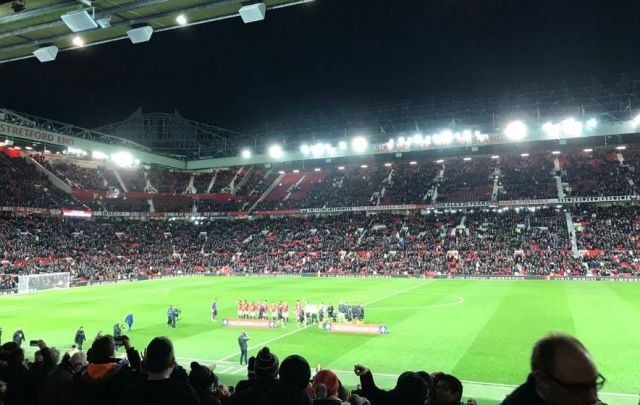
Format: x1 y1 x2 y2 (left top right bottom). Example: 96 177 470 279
2 0 640 132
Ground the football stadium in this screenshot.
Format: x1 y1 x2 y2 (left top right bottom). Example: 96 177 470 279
1 1 640 405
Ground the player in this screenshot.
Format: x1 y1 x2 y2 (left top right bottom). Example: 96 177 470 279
277 301 284 328
242 300 249 319
237 300 243 319
212 298 218 321
296 300 303 327
270 302 277 321
258 300 266 320
251 301 258 320
125 312 134 331
283 300 289 325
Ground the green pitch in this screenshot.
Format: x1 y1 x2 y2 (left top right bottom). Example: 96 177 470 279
1 277 639 405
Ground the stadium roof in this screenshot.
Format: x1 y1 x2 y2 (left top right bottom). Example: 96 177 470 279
0 0 307 64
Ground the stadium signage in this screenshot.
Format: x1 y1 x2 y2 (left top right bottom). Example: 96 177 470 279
500 198 558 206
301 204 428 214
0 123 75 146
62 209 92 218
1 206 50 214
222 318 276 329
323 322 389 335
435 201 490 208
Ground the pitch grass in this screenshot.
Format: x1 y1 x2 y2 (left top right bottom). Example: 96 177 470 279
1 277 639 404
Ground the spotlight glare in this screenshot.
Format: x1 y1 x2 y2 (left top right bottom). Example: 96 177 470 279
338 141 347 150
241 149 252 159
338 166 345 170
463 157 471 161
616 145 627 150
409 161 417 165
384 163 392 167
560 117 583 137
300 144 310 155
176 14 188 26
583 148 593 153
436 159 444 163
633 114 640 126
491 155 500 159
504 120 527 140
351 136 368 153
542 122 561 138
268 144 283 159
551 151 561 155
72 36 85 47
314 168 321 172
586 118 598 129
520 153 530 157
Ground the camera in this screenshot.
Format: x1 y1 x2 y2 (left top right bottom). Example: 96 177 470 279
114 336 125 345
29 340 40 347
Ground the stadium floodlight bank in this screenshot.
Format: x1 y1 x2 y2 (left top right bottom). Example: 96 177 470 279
17 272 70 294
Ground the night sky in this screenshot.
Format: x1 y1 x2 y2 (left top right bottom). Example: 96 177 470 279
2 0 640 132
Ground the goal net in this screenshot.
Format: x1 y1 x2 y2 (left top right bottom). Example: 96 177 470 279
17 272 70 294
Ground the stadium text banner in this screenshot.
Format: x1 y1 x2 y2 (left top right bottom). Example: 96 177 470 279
222 318 276 329
323 322 389 335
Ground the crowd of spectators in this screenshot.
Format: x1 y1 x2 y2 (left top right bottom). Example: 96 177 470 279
0 155 82 210
382 163 438 205
497 156 557 200
563 150 635 197
436 160 493 203
2 205 639 290
0 332 609 405
148 170 191 194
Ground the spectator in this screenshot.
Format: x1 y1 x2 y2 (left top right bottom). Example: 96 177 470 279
312 369 347 404
235 356 256 393
431 374 463 405
354 365 427 405
0 342 28 405
263 354 312 405
120 336 199 405
502 333 602 405
25 341 59 405
188 361 220 405
231 347 279 405
75 335 140 405
41 351 88 405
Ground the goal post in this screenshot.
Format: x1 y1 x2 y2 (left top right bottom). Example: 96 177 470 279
17 272 70 294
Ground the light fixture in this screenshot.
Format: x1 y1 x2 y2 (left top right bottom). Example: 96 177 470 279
72 36 85 47
241 149 252 159
314 168 321 172
61 9 98 32
463 157 471 161
278 170 285 174
351 136 368 153
542 122 561 138
25 146 33 150
633 114 640 126
127 25 154 44
551 151 561 155
268 144 283 159
384 163 392 167
520 153 530 157
504 121 527 140
300 144 310 155
338 141 347 150
586 118 598 129
111 151 134 167
293 169 300 173
32 45 58 62
616 145 627 150
360 164 368 168
176 14 188 26
560 117 583 137
436 159 444 163
92 151 108 160
338 166 345 170
409 161 417 165
491 155 500 159
239 2 266 23
583 148 593 153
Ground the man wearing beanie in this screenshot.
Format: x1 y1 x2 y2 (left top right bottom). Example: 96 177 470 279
189 361 221 405
230 346 280 405
263 354 312 405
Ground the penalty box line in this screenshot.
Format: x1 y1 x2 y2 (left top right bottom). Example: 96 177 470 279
217 280 436 362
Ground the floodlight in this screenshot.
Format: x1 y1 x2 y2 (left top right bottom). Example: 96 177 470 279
293 169 300 173
520 153 530 157
112 151 133 167
384 163 392 167
300 144 310 155
25 146 32 150
505 121 527 140
551 151 561 155
268 144 283 159
33 45 58 62
441 130 454 144
436 159 444 163
463 157 471 161
338 141 347 150
92 151 108 160
616 145 626 150
61 9 98 32
338 166 345 170
360 164 368 168
241 149 251 159
397 137 406 146
409 161 417 165
278 170 285 174
239 2 266 23
311 143 325 157
491 155 500 159
560 118 582 137
633 114 640 126
351 136 368 153
127 25 153 44
72 36 85 47
176 14 188 26
314 168 321 172
413 133 423 144
583 148 593 153
542 122 561 138
586 118 597 129
387 139 395 148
